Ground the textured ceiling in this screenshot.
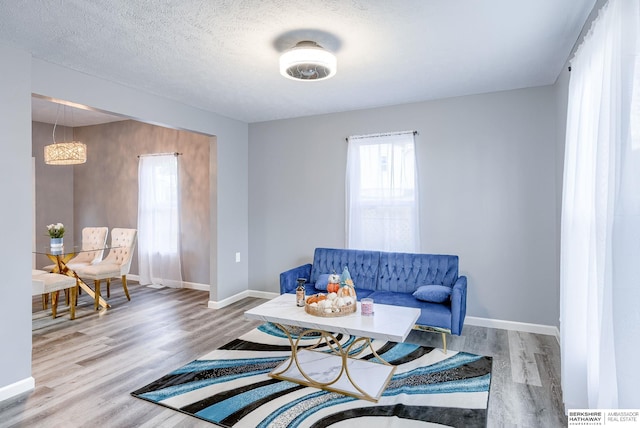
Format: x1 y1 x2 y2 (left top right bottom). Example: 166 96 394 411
1 0 595 124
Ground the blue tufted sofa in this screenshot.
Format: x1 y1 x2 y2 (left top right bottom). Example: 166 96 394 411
280 247 467 350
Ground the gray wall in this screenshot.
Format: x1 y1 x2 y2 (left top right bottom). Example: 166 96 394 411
249 86 559 327
0 42 33 397
31 122 76 269
554 64 570 329
72 120 211 284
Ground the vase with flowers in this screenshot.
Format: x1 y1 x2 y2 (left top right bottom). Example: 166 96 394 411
47 223 65 248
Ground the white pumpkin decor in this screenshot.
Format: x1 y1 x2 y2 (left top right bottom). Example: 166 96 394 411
304 267 358 316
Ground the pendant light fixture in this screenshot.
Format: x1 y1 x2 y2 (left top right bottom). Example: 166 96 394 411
44 104 87 165
280 41 337 81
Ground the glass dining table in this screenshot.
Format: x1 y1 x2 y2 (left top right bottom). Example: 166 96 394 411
33 244 121 310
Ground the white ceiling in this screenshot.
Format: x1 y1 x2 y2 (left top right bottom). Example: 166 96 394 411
1 1 596 125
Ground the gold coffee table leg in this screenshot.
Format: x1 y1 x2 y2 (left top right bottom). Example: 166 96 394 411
270 324 394 402
271 323 326 375
271 324 345 388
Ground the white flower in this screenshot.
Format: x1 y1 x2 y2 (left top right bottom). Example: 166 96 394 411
46 222 65 238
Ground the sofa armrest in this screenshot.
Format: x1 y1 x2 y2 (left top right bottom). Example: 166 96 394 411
279 264 312 294
450 275 467 335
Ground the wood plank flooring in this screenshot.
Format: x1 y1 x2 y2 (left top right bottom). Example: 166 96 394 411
0 282 567 427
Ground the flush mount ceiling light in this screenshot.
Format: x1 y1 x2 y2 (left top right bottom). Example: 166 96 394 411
44 104 87 165
280 41 337 81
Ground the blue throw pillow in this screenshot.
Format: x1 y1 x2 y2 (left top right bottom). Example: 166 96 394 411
315 274 330 291
413 285 452 303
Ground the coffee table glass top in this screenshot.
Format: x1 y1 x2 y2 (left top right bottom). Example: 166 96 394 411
244 293 420 343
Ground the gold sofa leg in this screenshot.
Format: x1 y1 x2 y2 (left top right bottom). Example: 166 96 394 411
413 325 451 354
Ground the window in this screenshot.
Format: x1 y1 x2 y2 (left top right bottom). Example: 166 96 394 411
137 153 182 286
346 131 420 252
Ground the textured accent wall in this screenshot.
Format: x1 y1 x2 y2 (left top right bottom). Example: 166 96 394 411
34 120 212 285
73 120 211 284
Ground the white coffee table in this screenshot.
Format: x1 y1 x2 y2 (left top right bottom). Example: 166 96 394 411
244 293 420 402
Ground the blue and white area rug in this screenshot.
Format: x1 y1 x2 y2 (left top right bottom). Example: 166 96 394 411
132 323 492 427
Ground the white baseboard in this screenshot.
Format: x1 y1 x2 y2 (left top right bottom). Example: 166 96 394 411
0 377 34 403
200 288 562 342
208 290 279 309
128 274 210 291
465 315 560 339
181 282 210 291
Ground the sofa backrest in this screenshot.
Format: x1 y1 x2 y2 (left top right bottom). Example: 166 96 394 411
310 247 381 291
377 252 459 293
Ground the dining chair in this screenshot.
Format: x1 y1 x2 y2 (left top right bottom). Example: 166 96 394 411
32 271 78 319
43 227 109 272
75 228 137 310
33 268 77 309
32 269 53 308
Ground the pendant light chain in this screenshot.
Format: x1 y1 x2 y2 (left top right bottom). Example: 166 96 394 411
44 103 88 165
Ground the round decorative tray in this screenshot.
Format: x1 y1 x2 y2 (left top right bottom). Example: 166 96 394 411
304 293 357 317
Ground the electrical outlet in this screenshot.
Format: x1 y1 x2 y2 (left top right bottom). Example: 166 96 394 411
235 252 241 263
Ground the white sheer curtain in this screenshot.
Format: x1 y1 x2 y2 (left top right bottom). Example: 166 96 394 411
138 153 183 287
346 131 419 252
561 0 639 410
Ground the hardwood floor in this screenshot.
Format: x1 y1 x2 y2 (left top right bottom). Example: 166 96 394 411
0 282 567 427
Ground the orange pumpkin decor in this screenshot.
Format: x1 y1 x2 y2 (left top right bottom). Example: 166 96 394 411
327 282 340 293
327 273 340 294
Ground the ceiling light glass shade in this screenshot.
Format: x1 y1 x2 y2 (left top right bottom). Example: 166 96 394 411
44 141 87 165
280 41 337 81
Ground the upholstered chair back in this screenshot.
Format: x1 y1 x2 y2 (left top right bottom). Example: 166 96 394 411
58 227 108 270
103 228 137 275
76 227 108 264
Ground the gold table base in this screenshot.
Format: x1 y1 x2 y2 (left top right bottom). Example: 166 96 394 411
47 253 110 311
270 323 396 402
